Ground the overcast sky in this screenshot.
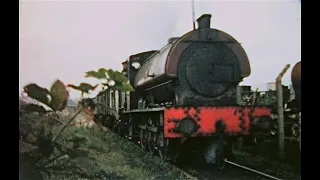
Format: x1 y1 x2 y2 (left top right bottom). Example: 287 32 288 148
19 0 301 98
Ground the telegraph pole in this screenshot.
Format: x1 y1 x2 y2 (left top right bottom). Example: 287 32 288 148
276 64 291 159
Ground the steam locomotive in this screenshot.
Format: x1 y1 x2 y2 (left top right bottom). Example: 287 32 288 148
290 61 301 109
95 14 273 167
282 61 301 139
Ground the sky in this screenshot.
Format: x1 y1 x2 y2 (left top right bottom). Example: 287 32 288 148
19 0 301 98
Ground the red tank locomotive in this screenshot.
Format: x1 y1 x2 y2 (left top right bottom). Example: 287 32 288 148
113 14 273 166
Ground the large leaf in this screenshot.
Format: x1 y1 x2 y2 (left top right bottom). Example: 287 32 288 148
21 103 49 114
85 71 99 79
97 68 108 79
114 83 134 92
50 80 69 111
106 69 128 83
67 83 98 94
85 68 107 79
79 83 98 93
67 84 81 91
23 84 51 106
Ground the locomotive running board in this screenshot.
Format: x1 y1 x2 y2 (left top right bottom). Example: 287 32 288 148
123 107 165 114
181 40 238 44
122 106 272 138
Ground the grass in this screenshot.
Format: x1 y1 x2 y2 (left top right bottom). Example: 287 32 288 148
19 111 196 180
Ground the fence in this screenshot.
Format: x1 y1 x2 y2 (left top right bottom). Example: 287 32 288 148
238 64 300 159
237 83 294 107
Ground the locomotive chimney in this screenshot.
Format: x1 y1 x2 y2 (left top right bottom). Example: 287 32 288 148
196 14 212 29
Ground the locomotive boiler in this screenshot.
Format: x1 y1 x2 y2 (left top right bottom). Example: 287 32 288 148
97 14 274 167
133 14 250 107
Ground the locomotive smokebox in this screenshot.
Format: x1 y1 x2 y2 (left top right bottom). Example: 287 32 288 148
197 14 212 29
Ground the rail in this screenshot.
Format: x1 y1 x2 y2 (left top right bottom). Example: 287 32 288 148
225 159 283 180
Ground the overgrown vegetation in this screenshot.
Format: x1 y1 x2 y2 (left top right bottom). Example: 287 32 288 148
19 68 193 179
19 110 193 180
67 68 134 98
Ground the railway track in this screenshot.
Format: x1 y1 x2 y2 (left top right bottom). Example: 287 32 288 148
176 159 283 180
108 128 290 180
102 123 287 180
95 115 293 180
224 160 283 180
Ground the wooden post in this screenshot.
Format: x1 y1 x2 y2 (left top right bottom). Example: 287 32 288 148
236 86 242 105
276 64 290 160
236 86 243 150
252 91 256 105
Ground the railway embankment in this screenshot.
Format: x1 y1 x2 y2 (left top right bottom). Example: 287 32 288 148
19 107 196 180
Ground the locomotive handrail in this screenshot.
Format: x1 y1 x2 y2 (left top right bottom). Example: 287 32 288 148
145 80 172 91
181 40 238 44
141 41 175 65
123 107 165 113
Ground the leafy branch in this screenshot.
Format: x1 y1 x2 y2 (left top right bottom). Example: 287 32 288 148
22 80 69 113
84 68 134 92
67 83 98 98
20 66 134 179
21 80 87 166
52 109 83 143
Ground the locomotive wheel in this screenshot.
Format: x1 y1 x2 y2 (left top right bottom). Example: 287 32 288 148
139 119 149 151
291 123 300 137
147 117 157 154
217 153 225 170
140 129 148 151
157 133 170 161
216 140 225 170
113 121 122 136
270 123 278 136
